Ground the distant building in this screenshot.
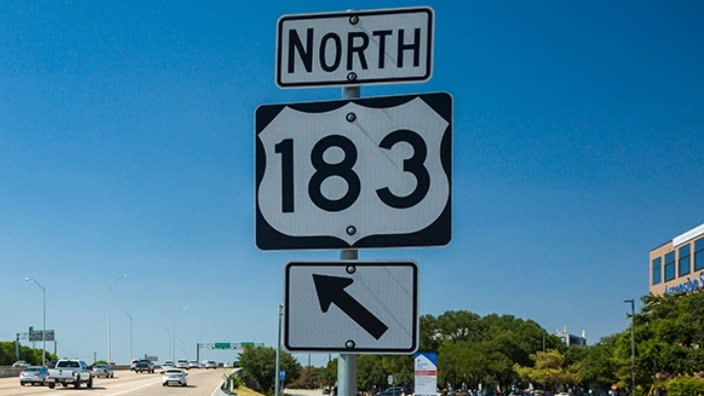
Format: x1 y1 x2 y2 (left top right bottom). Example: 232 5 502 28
555 327 587 346
650 223 704 296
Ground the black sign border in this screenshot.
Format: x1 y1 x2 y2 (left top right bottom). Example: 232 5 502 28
284 261 418 354
255 92 452 251
276 7 434 88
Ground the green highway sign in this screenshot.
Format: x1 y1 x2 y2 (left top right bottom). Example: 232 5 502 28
214 343 232 350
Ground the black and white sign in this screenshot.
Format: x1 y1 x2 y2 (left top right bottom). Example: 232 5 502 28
285 261 418 353
256 92 452 250
277 7 433 88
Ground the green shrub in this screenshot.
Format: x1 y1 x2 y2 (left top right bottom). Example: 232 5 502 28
666 376 704 396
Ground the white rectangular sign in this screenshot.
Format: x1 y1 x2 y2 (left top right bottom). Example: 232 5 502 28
285 261 418 353
277 7 433 88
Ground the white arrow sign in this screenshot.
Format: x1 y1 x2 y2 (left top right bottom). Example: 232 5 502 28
285 261 418 353
255 93 452 250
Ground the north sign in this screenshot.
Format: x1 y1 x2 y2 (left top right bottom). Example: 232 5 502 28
284 261 418 353
276 7 433 88
255 92 452 250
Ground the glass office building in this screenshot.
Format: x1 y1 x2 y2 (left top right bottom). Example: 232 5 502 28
649 223 704 296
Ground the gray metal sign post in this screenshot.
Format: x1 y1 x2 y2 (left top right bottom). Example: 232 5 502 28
338 83 360 396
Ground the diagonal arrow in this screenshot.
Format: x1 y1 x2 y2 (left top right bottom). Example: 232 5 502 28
312 274 389 340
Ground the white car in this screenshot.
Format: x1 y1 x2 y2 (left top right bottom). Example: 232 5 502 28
12 360 29 369
188 360 200 369
160 361 175 374
202 360 217 369
92 364 114 378
162 368 187 387
176 360 189 369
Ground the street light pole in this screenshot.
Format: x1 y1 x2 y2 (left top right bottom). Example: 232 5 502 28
107 274 126 364
624 299 636 393
25 277 46 366
125 312 134 362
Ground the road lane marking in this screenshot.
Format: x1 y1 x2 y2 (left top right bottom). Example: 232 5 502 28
104 377 161 396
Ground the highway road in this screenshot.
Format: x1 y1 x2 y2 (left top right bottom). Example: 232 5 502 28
0 368 229 396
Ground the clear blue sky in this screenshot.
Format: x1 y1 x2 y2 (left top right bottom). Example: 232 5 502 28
1 0 703 365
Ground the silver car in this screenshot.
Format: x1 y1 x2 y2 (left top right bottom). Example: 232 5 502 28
202 360 218 369
162 368 187 387
92 364 114 378
19 366 48 386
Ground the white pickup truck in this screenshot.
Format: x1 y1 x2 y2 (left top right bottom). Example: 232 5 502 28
46 359 93 389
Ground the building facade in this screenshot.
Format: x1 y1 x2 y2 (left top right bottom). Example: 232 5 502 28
649 223 704 295
555 327 587 346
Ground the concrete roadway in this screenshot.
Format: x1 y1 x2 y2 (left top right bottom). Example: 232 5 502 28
0 368 228 396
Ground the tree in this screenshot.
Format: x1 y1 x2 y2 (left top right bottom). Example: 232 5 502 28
238 346 301 394
357 356 386 391
319 359 337 388
514 349 581 390
664 376 704 396
0 341 57 365
289 367 322 389
577 337 619 391
382 355 414 387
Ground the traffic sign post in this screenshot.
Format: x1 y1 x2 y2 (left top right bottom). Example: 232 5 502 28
277 7 433 88
256 92 452 250
284 261 418 353
264 6 449 396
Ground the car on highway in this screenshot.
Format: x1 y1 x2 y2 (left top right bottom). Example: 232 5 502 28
162 368 188 387
133 361 154 373
176 360 189 369
202 360 217 369
46 359 93 389
12 360 29 369
92 363 114 378
160 361 176 373
188 360 201 369
19 366 48 386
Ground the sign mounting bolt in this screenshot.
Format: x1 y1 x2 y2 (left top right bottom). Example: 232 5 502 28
345 339 356 349
346 265 356 274
349 15 359 25
347 72 357 81
346 225 356 235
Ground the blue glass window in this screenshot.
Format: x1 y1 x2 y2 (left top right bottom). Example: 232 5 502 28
665 252 676 281
652 257 662 285
695 238 704 272
679 245 691 277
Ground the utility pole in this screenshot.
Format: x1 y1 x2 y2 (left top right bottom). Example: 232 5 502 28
15 333 20 361
624 299 636 393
